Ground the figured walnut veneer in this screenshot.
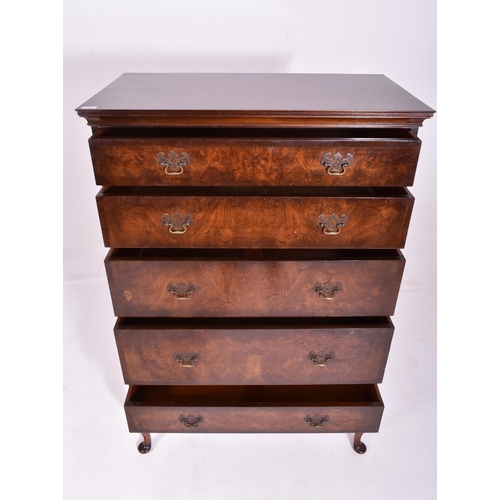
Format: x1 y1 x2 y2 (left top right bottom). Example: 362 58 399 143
114 318 394 385
105 250 405 318
89 128 421 187
76 73 434 454
97 187 414 249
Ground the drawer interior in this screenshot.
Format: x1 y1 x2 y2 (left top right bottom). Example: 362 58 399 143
92 127 417 141
125 384 383 407
116 316 393 330
107 248 403 261
99 185 411 198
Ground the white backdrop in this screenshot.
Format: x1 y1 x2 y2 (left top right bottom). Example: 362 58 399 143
63 2 437 499
64 0 437 289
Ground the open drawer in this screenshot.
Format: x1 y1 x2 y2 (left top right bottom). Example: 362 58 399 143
97 186 414 249
89 127 421 187
124 384 384 433
105 248 405 318
115 317 394 385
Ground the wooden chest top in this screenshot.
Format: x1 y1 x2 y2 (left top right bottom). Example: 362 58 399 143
76 73 435 128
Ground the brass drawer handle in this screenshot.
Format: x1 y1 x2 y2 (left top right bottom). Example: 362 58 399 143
320 152 353 176
157 151 190 175
167 281 196 300
174 350 200 367
305 414 329 428
308 350 334 366
313 281 342 300
161 212 193 234
179 414 204 428
317 213 348 234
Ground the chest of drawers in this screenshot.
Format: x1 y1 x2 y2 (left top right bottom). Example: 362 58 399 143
76 73 434 455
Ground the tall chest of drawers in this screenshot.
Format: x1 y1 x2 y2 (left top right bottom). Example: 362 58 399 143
76 73 434 454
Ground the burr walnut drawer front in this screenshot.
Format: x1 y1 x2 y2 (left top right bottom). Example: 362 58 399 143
105 249 405 318
96 187 414 249
89 128 420 187
115 317 394 385
125 384 384 433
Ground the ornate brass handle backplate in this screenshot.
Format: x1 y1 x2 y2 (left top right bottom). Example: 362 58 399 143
317 213 348 235
305 414 329 428
308 350 334 366
179 414 204 428
313 281 342 300
174 350 200 367
167 281 196 300
157 151 190 175
161 212 193 233
320 152 353 176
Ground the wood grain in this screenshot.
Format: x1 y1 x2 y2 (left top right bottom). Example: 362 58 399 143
124 384 384 433
75 73 436 452
76 73 435 128
89 128 421 187
114 317 394 385
96 187 414 249
104 249 405 317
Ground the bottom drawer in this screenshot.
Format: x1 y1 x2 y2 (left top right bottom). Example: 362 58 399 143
125 384 384 433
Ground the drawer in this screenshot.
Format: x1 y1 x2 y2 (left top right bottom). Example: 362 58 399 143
115 317 394 385
89 128 421 187
96 186 414 249
105 249 405 317
125 384 384 433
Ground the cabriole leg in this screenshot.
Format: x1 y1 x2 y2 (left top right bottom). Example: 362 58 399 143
353 433 367 454
138 433 151 454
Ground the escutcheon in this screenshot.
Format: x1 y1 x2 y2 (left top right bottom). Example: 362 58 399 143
179 414 204 428
161 212 193 234
313 281 342 300
167 281 196 300
304 414 330 428
316 213 348 235
308 350 335 366
320 152 354 175
174 350 200 367
157 151 190 175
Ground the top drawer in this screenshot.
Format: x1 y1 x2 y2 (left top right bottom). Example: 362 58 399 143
89 128 421 187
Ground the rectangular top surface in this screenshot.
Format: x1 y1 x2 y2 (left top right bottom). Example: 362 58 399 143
76 73 434 114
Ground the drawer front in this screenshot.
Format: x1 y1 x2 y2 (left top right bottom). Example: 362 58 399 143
115 319 394 385
89 133 421 187
105 251 405 318
125 385 384 433
97 188 414 249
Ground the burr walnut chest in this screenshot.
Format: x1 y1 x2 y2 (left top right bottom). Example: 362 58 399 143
76 73 434 454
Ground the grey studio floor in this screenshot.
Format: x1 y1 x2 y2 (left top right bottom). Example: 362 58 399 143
63 247 436 500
